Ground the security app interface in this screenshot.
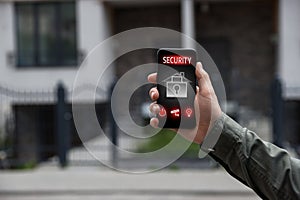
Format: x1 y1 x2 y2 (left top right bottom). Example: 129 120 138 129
157 49 196 129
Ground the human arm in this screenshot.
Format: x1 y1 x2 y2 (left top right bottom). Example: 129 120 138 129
148 62 300 199
207 113 300 200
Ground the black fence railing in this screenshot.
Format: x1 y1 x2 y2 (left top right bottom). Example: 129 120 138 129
0 82 219 170
0 83 111 169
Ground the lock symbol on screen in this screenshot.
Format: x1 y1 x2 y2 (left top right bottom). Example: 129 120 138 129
163 72 190 98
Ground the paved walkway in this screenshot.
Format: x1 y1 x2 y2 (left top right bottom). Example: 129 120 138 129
0 166 260 200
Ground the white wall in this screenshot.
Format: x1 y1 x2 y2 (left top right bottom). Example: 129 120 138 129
279 0 300 99
0 0 114 102
76 0 114 102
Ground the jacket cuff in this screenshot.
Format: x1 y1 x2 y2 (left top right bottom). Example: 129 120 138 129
198 112 226 158
199 113 244 159
208 113 244 160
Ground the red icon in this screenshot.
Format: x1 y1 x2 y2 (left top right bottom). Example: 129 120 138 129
159 106 166 117
186 108 193 117
170 108 180 117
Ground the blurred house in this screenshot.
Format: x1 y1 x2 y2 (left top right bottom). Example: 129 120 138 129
0 0 114 166
0 0 299 166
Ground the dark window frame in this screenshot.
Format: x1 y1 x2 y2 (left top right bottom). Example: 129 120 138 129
15 1 78 68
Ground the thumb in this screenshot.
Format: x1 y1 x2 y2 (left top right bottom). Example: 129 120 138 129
195 62 214 97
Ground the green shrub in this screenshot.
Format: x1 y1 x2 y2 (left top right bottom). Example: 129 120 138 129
137 129 199 158
13 161 37 170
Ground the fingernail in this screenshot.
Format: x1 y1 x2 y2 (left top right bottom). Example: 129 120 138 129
196 62 202 70
150 118 158 128
153 104 160 113
150 91 154 98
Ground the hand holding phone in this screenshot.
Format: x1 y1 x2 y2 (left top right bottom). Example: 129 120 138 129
157 48 197 129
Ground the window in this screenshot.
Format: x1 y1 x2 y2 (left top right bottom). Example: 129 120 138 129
15 1 77 67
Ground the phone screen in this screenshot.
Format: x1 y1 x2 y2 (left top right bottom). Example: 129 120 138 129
157 48 197 129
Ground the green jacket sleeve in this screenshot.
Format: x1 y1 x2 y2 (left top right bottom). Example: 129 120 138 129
206 113 300 200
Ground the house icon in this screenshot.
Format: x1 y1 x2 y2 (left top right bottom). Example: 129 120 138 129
163 72 191 98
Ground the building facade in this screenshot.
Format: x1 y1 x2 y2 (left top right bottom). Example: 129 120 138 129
0 0 299 166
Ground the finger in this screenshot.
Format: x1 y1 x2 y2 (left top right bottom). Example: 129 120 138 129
196 86 200 94
150 118 159 128
195 62 206 81
195 62 214 96
149 102 160 114
148 73 157 84
149 87 159 100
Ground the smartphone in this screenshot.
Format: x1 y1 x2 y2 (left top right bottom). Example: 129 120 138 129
156 48 197 129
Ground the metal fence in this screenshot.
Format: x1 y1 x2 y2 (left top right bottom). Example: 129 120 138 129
0 83 115 169
0 82 214 170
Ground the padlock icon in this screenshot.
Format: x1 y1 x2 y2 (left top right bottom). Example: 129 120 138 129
163 72 190 98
